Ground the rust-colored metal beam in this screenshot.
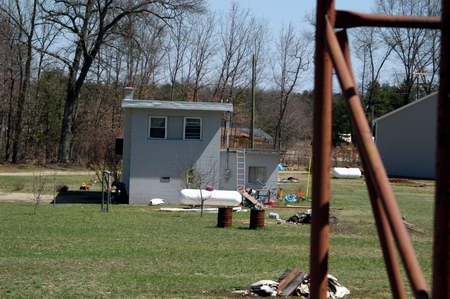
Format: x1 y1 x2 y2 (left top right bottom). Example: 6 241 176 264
336 30 406 299
432 1 450 298
324 17 429 299
335 10 441 29
310 1 334 298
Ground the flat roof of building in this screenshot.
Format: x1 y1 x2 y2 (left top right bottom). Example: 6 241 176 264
220 148 285 154
122 99 233 112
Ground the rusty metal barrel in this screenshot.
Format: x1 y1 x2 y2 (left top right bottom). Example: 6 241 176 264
217 207 233 228
249 209 265 229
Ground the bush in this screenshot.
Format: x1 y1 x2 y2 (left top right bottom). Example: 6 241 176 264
13 182 25 191
55 184 69 192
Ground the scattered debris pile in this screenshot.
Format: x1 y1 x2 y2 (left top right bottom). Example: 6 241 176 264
402 216 425 234
233 268 350 298
286 210 312 224
79 179 95 190
241 190 265 210
268 212 284 223
250 280 279 297
279 176 300 183
149 198 165 206
269 210 338 225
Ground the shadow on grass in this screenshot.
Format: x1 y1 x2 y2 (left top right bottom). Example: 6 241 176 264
51 190 129 204
51 191 102 204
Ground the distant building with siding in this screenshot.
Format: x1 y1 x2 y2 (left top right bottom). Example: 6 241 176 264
221 127 274 148
374 92 437 179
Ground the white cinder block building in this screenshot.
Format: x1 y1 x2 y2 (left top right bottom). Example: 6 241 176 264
121 88 280 204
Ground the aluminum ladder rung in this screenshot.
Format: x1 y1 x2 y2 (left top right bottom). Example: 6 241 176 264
236 150 246 187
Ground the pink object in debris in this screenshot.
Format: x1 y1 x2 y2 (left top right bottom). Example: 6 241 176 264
268 199 276 207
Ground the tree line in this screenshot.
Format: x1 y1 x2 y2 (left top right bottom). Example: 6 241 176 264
0 0 441 165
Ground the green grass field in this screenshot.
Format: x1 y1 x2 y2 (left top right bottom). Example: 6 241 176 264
0 172 101 194
0 172 435 298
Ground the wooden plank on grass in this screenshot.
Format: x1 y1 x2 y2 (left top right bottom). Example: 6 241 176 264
242 191 258 205
277 268 300 294
280 271 308 296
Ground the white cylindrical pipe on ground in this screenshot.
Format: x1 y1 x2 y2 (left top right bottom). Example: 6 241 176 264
332 167 362 178
179 189 242 207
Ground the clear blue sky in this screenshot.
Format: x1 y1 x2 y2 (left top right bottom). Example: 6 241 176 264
207 1 375 34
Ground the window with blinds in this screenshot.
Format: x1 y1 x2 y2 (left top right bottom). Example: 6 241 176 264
184 117 202 140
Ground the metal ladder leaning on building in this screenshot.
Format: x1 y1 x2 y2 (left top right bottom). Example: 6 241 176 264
236 150 246 189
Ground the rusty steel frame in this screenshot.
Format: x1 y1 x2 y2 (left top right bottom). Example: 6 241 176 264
335 30 406 299
310 1 334 298
311 1 448 299
433 1 450 298
324 17 428 298
335 10 441 29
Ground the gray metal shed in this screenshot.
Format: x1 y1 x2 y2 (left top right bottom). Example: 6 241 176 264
374 92 437 179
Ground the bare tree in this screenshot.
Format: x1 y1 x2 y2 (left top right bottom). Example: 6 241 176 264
122 17 167 100
212 2 253 103
376 0 441 104
272 23 310 150
211 2 271 147
281 93 313 148
29 20 64 163
0 0 39 163
38 0 205 163
0 14 20 161
353 26 393 121
165 15 191 100
415 23 440 96
248 17 270 89
180 158 218 217
31 172 47 215
183 12 216 102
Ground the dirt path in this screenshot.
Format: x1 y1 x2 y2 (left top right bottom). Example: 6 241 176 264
0 170 95 202
0 171 93 176
0 192 54 202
